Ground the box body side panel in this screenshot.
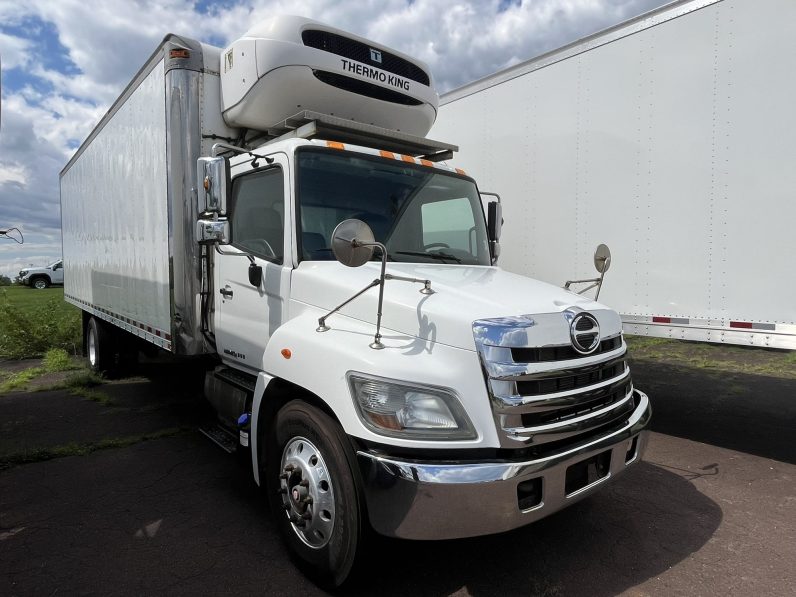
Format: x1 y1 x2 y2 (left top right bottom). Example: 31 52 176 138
61 59 173 348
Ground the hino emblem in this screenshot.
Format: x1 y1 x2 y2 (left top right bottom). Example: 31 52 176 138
570 312 600 354
369 48 382 63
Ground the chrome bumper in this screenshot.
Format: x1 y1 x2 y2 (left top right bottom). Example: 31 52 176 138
357 389 651 540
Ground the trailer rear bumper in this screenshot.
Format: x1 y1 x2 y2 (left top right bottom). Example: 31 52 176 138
357 389 650 540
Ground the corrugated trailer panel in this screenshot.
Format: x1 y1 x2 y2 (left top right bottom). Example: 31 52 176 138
61 59 172 346
434 0 796 349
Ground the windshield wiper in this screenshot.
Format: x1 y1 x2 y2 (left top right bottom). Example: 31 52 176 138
394 250 462 263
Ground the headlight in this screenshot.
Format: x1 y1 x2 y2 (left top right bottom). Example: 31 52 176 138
347 373 476 440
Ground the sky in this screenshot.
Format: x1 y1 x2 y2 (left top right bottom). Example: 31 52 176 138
0 0 669 278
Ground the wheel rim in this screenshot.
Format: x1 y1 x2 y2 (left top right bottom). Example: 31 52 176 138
279 436 335 549
88 327 97 368
34 280 46 289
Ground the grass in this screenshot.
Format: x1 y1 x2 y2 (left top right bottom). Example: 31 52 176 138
0 427 185 471
0 367 45 393
625 334 796 380
0 352 112 403
0 349 85 394
0 286 81 359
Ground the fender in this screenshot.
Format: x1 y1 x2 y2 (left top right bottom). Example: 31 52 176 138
249 307 499 484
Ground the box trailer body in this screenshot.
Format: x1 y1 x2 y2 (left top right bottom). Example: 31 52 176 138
61 37 233 355
61 16 650 588
432 0 796 349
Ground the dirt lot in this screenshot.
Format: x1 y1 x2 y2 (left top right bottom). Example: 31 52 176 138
1 339 794 596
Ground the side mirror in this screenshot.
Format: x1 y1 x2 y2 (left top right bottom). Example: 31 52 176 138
196 219 230 244
331 219 376 267
197 157 229 214
487 201 502 265
487 200 502 242
248 262 263 287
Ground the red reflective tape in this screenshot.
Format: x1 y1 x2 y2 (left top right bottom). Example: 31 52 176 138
730 321 753 329
652 316 671 324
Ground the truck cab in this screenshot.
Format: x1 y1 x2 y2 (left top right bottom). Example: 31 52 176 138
202 130 650 587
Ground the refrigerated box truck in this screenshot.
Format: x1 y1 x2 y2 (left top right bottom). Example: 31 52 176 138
433 0 796 350
60 15 650 588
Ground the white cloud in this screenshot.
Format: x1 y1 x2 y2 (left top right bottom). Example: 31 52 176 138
0 162 26 185
0 31 34 70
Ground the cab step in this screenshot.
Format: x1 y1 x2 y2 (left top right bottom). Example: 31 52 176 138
199 424 239 453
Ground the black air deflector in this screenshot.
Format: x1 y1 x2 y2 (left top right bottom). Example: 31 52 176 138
312 70 423 106
302 29 430 86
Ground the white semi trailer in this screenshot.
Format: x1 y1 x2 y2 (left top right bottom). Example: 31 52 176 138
60 16 650 588
433 0 796 350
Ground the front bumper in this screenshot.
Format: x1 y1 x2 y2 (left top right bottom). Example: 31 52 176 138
358 389 651 540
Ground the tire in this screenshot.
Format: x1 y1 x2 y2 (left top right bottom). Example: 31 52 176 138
32 277 50 289
266 401 367 589
86 317 116 375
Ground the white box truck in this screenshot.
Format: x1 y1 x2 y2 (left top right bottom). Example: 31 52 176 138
60 16 650 588
433 0 796 350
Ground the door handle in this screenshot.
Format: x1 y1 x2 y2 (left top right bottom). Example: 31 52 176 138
220 286 233 299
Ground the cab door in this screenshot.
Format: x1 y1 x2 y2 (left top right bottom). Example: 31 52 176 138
52 261 64 284
213 156 291 372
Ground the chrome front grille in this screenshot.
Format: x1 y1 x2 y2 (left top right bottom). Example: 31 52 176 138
473 310 633 448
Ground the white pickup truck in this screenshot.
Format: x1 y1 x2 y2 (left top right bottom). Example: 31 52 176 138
19 260 65 289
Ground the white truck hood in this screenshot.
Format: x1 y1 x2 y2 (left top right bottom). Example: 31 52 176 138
291 262 612 351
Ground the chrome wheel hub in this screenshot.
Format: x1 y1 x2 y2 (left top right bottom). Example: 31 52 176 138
88 328 97 367
279 436 335 549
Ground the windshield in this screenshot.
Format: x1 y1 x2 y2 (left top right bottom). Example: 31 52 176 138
296 148 491 265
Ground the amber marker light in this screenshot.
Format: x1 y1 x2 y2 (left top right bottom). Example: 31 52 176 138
280 348 292 359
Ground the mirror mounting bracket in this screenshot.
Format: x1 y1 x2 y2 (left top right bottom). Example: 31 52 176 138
321 219 437 349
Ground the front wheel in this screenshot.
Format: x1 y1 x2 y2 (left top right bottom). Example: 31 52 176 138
267 401 367 589
32 277 50 289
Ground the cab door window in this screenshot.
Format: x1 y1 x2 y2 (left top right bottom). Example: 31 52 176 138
230 168 285 263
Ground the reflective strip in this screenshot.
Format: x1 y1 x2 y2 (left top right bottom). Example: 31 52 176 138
456 168 467 175
652 316 690 325
326 141 345 150
379 150 395 159
401 154 415 163
730 321 776 331
420 159 433 167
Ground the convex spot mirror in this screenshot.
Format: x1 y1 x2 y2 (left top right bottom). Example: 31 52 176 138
197 156 229 214
594 243 611 273
332 219 375 267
